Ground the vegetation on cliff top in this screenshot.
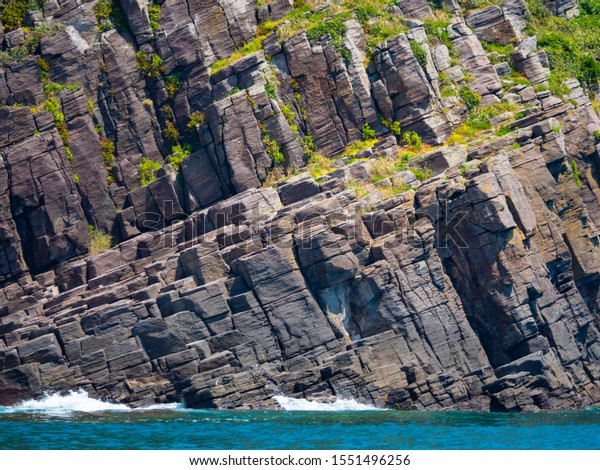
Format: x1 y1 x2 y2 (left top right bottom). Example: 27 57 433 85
2 0 599 201
526 0 600 93
213 0 406 73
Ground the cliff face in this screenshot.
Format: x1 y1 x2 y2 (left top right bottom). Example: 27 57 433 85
2 0 600 411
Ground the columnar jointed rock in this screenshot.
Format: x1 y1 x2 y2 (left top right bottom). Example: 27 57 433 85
543 0 580 18
2 0 600 412
511 37 551 86
450 21 503 97
370 34 454 144
1 130 90 274
3 102 600 410
465 0 527 46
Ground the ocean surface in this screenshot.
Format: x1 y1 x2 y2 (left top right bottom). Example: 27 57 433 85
0 391 599 450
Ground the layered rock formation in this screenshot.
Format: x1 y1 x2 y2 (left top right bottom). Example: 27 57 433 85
2 0 600 411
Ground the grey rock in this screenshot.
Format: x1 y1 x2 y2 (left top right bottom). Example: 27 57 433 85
1 0 600 413
416 145 468 175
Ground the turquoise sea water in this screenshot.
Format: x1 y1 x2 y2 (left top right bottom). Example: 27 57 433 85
0 392 599 450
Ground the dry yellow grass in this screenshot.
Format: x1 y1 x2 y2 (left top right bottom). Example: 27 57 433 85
307 153 333 179
370 157 397 182
88 226 112 256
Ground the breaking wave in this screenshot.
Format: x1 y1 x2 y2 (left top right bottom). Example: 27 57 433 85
0 390 182 414
274 396 378 411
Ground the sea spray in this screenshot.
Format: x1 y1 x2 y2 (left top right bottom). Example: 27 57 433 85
0 390 182 414
274 396 378 411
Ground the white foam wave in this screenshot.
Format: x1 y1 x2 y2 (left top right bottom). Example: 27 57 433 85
274 396 378 411
139 403 182 411
0 390 183 414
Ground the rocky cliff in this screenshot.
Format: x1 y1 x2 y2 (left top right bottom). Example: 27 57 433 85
2 0 600 411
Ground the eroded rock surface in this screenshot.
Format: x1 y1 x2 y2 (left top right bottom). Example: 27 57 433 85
2 0 600 411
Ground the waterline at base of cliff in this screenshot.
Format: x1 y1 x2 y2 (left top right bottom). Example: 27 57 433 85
1 392 599 450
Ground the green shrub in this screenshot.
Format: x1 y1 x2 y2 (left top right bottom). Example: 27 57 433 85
187 112 206 130
579 55 600 90
509 71 532 87
381 117 401 136
263 135 284 165
412 166 432 182
163 121 180 142
161 104 173 120
0 46 30 66
581 0 600 15
100 138 115 167
389 121 401 136
165 73 183 98
169 144 192 171
256 18 282 37
530 1 600 92
44 97 61 116
548 72 571 96
463 102 518 133
136 52 164 79
305 12 352 61
594 130 600 142
409 40 428 68
395 151 412 172
459 86 481 111
44 97 70 145
305 12 349 43
281 103 296 124
88 225 113 256
0 0 27 30
43 81 80 96
352 4 379 25
265 81 278 100
65 146 73 161
138 158 162 186
363 15 407 51
349 2 408 52
345 180 371 200
402 131 422 150
93 0 112 22
441 86 456 98
377 180 412 200
481 41 514 56
100 137 116 184
246 92 257 109
497 125 511 137
304 135 315 152
361 123 376 140
423 19 452 48
149 2 161 34
93 0 127 32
